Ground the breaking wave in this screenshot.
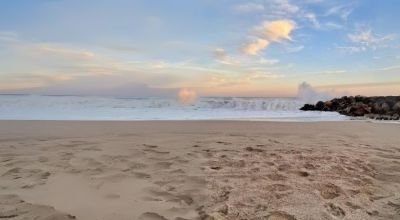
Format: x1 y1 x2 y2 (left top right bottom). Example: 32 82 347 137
0 95 346 121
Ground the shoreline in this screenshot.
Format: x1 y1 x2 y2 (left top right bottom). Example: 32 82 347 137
0 120 400 219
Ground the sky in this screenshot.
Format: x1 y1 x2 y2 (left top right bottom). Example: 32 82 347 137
0 0 399 97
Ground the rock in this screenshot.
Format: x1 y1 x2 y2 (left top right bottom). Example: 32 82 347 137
299 96 400 120
349 103 371 116
381 102 390 112
300 104 315 111
372 103 383 114
393 102 400 113
315 101 325 111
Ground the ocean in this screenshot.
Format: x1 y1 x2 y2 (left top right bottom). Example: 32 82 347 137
0 95 346 121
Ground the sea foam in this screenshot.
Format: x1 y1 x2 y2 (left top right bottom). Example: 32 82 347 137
0 95 346 121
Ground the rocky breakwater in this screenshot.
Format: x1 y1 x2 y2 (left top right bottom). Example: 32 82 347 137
300 96 400 120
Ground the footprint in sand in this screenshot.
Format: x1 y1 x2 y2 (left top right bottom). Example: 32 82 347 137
154 161 173 169
216 141 232 145
388 201 400 213
0 194 76 220
169 169 186 174
266 172 288 181
143 144 159 149
210 166 222 170
143 148 170 155
214 189 230 202
345 201 361 210
325 203 345 217
267 211 296 220
138 212 169 220
266 184 292 192
295 170 310 177
277 164 291 171
319 183 342 199
303 162 316 170
2 167 51 188
124 162 148 170
134 172 151 179
245 146 264 153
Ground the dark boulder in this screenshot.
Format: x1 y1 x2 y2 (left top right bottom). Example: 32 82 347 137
393 102 400 113
300 104 316 111
299 95 400 120
348 103 371 116
315 101 325 111
381 102 390 112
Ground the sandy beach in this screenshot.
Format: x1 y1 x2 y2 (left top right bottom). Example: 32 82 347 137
0 120 399 220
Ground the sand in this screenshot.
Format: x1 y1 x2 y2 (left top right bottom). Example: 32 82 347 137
0 120 399 220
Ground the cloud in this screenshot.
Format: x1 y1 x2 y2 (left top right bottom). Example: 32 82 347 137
337 27 397 54
309 70 347 76
336 46 366 54
376 65 400 71
242 38 270 55
255 0 320 28
304 13 320 28
242 20 296 55
286 45 304 53
317 81 400 89
348 28 396 47
246 72 283 80
234 3 264 13
325 5 353 20
33 44 96 58
258 58 279 65
213 48 238 65
0 31 18 42
258 20 296 42
269 0 300 15
323 22 344 30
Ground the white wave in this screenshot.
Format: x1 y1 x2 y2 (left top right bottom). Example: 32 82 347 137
0 95 346 121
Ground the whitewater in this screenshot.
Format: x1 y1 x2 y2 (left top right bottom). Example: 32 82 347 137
0 95 346 121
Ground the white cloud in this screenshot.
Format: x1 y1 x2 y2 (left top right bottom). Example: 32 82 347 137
348 28 396 47
242 38 270 55
257 20 296 42
258 0 321 28
376 65 400 71
246 72 283 80
286 45 304 53
313 70 347 75
336 46 366 54
213 48 238 65
325 5 353 20
338 26 397 53
304 13 320 28
33 44 96 58
323 22 344 30
0 31 18 42
258 58 280 65
242 19 296 55
234 3 264 13
270 0 300 15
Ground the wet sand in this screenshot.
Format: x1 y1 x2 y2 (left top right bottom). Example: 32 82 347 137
0 120 400 220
